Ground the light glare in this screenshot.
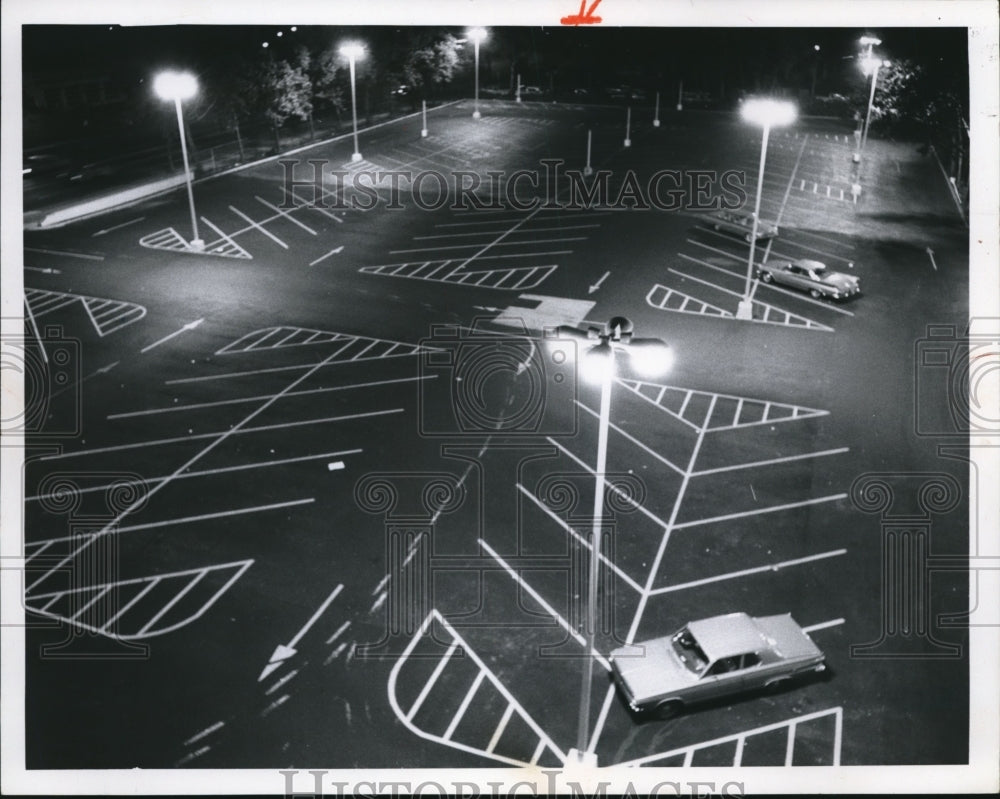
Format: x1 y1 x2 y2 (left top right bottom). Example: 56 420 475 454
629 343 674 378
581 345 614 385
153 71 198 101
741 98 797 128
467 27 488 44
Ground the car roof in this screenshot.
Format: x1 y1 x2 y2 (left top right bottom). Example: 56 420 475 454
794 259 826 271
686 612 768 660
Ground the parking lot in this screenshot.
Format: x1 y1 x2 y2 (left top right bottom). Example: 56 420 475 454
19 98 970 770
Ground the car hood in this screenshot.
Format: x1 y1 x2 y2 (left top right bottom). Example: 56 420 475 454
753 614 823 661
611 638 698 702
821 272 859 290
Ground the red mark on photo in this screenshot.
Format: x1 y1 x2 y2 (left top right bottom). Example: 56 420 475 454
561 0 603 25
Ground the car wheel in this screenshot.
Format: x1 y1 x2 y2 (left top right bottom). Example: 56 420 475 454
745 233 753 243
809 289 822 299
655 699 684 719
761 272 773 283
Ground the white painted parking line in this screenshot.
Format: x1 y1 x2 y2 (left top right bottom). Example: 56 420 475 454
668 268 834 332
254 195 317 235
309 245 344 266
649 549 848 595
91 216 146 237
108 376 427 420
693 447 849 476
407 643 459 721
26 499 315 551
24 288 147 337
618 706 843 768
443 670 486 741
24 247 104 261
479 538 611 671
672 493 848 530
389 237 587 255
646 283 731 319
516 484 644 594
182 720 225 747
37 409 401 462
199 216 255 259
546 437 675 531
229 206 288 248
435 212 611 228
28 450 361 504
679 249 855 317
803 617 846 634
574 400 686 475
25 559 254 638
413 224 600 241
767 238 855 267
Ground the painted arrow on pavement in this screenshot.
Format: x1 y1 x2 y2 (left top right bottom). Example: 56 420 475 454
140 318 204 354
259 584 343 682
588 270 610 294
926 247 938 271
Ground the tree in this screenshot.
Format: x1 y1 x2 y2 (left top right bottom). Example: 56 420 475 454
403 33 461 96
259 56 313 149
312 44 347 122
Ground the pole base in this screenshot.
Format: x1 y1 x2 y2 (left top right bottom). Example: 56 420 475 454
736 300 754 320
420 129 428 138
351 152 363 162
565 748 598 768
852 152 861 164
623 138 631 148
583 165 593 177
190 238 205 251
676 104 683 111
653 119 661 128
472 110 481 119
516 96 522 103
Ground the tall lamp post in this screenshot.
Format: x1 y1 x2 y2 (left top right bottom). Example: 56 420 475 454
736 98 797 321
154 70 203 250
853 35 882 164
340 42 365 162
468 27 488 119
557 317 673 766
858 55 890 168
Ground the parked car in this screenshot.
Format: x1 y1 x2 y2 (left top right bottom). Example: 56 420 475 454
757 258 861 300
521 86 543 97
610 612 826 717
705 209 779 241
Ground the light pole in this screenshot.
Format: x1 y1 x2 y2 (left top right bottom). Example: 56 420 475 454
557 318 673 766
468 27 488 119
859 56 890 168
154 70 203 249
854 35 882 164
340 42 365 162
736 98 797 321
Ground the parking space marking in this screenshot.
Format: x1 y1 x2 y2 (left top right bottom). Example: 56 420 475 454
646 284 731 319
199 217 256 259
24 246 104 261
387 608 565 768
254 196 317 235
480 539 611 670
767 238 856 268
26 500 314 548
574 400 686 475
618 706 843 767
360 260 557 291
649 549 848 595
27 451 361 501
37 409 401 462
803 617 846 634
434 212 611 228
108 375 429 420
692 447 849 475
228 206 289 249
667 268 834 332
24 287 147 336
616 378 828 432
390 237 587 255
671 493 847 530
217 326 433 357
546 438 673 532
516 484 645 594
414 224 600 241
25 559 254 639
679 249 855 317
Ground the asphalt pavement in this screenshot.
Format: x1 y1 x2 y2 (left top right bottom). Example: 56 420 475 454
20 99 970 770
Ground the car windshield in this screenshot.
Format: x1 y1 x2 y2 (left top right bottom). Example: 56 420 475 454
671 628 709 674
